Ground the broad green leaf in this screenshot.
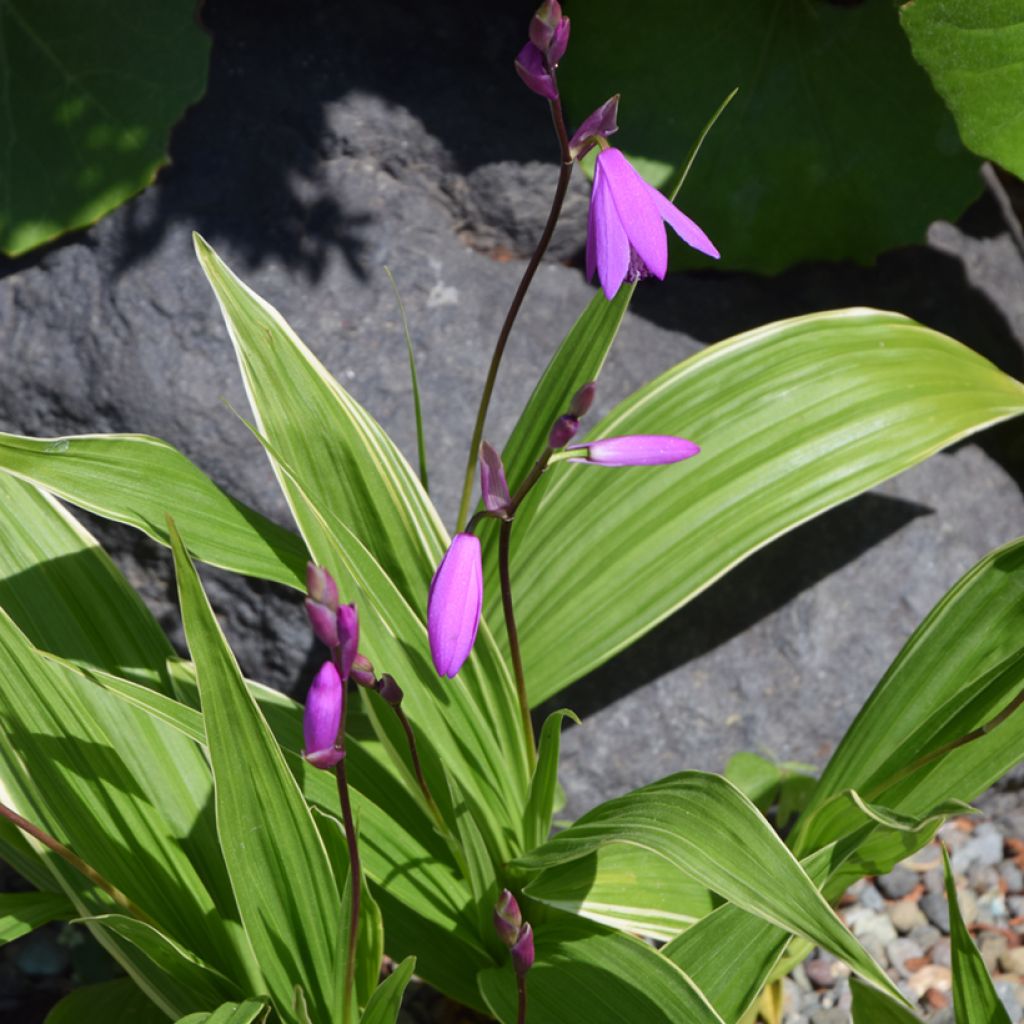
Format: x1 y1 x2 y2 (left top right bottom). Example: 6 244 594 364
79 914 241 1013
725 752 782 814
850 978 924 1024
169 523 341 1024
523 710 578 852
901 0 1024 177
359 957 415 1024
177 1000 269 1024
794 536 1024 858
515 772 902 1000
44 978 168 1024
503 310 1024 704
944 847 1012 1024
524 844 714 942
478 910 726 1024
0 431 307 589
561 0 980 272
194 235 529 843
0 890 74 944
0 0 210 256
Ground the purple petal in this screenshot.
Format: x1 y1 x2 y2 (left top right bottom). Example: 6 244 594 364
649 188 720 260
427 533 483 678
548 16 570 63
511 923 535 976
335 603 359 681
597 148 668 281
303 661 345 768
590 160 630 300
566 435 701 466
479 441 511 513
514 42 558 100
568 95 620 161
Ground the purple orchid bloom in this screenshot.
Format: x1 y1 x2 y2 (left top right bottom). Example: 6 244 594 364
303 660 345 769
427 532 483 679
586 147 719 301
567 435 701 466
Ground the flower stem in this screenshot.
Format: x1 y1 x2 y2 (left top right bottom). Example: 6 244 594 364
455 92 573 532
389 701 444 829
517 973 529 1024
0 801 155 926
335 759 362 1024
499 517 535 761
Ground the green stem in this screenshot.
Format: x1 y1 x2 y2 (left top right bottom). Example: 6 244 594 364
0 801 155 926
455 92 573 532
335 760 361 1024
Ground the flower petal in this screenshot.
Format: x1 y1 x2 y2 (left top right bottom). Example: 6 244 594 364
427 533 483 678
590 162 630 300
598 148 668 281
649 188 720 260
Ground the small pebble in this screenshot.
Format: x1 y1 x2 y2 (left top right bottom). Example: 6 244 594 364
877 865 918 899
858 882 885 912
907 964 951 999
999 946 1024 975
996 979 1023 1023
921 892 951 933
979 932 1009 972
1001 862 1024 894
909 923 942 951
886 937 924 978
889 898 927 934
931 937 952 969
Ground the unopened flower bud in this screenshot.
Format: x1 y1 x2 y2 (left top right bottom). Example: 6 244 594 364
303 661 345 769
305 597 340 648
306 563 339 610
514 42 558 101
567 435 701 467
350 653 376 689
376 674 404 706
335 603 359 682
548 414 579 450
529 1 570 63
568 96 620 161
480 441 512 515
511 923 535 976
493 889 523 947
427 533 483 679
569 380 597 419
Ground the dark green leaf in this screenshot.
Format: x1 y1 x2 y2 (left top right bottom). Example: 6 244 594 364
359 957 416 1024
523 710 578 852
0 891 74 944
43 978 168 1024
850 977 924 1023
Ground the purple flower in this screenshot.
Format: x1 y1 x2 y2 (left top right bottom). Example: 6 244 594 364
568 96 619 160
567 435 701 466
480 441 512 515
514 42 558 100
510 922 535 976
335 603 359 682
303 661 345 769
586 147 719 301
548 414 579 450
529 1 570 63
493 889 523 947
427 533 483 679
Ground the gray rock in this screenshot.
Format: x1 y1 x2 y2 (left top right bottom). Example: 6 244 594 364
886 937 924 978
921 892 951 933
809 1008 847 1024
858 882 886 913
1000 861 1024 894
995 979 1023 1024
889 899 927 935
908 922 942 952
953 827 1005 873
931 936 953 969
877 866 918 900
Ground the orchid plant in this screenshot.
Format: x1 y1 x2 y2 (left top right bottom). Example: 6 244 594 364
1 4 1023 1024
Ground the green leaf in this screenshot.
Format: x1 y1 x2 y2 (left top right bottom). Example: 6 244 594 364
850 977 924 1023
445 770 499 948
794 536 1024 858
515 772 902 1000
724 752 783 813
169 522 341 1024
0 431 307 590
523 710 578 852
0 0 211 256
478 910 726 1024
359 957 415 1024
561 0 980 272
504 310 1024 705
0 890 74 944
901 0 1024 177
524 844 714 942
43 978 168 1024
176 1000 269 1024
944 846 1013 1024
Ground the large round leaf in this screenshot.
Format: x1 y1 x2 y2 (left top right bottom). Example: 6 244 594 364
0 0 210 256
901 0 1024 178
560 0 981 272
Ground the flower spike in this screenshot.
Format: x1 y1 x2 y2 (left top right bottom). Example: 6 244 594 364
586 148 719 301
303 661 345 769
567 435 700 466
480 441 512 516
427 533 483 678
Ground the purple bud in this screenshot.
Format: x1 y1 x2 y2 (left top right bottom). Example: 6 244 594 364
568 96 620 161
427 533 483 679
350 652 376 689
569 381 597 419
303 661 345 769
305 597 340 648
511 923 535 976
529 1 569 63
548 414 579 450
480 441 512 515
376 674 404 707
306 563 339 610
514 42 558 101
548 16 570 64
567 435 701 467
335 603 359 682
494 889 523 947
